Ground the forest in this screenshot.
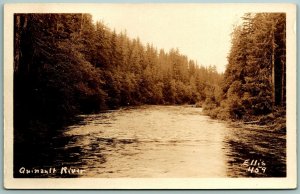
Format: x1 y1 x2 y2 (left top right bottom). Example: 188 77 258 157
14 13 222 139
14 13 286 140
203 13 286 130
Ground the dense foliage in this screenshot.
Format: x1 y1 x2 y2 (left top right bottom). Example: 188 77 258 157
14 14 223 135
14 13 286 138
203 13 286 122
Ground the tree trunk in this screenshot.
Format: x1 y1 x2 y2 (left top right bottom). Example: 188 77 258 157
14 15 21 73
271 26 276 105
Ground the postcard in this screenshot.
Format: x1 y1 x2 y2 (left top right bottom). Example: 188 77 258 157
3 3 297 189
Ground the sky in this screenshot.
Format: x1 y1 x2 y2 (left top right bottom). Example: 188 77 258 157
90 4 245 73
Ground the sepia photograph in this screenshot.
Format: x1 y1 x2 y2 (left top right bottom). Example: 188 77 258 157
4 3 297 189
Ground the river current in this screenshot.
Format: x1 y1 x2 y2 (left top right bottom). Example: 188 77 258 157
14 105 286 178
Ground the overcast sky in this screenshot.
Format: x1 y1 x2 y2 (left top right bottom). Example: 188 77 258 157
90 5 245 73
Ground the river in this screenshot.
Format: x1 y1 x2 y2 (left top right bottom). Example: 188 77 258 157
14 105 286 178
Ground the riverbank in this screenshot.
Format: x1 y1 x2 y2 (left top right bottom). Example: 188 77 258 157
202 105 286 134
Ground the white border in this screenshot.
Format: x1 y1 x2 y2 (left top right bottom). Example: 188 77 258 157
3 3 297 189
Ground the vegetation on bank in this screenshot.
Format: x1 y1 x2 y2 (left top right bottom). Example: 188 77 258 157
202 13 286 131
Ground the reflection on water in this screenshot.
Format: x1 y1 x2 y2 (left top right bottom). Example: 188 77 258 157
14 105 286 178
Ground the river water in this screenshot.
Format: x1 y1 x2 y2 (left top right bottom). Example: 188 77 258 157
14 105 286 178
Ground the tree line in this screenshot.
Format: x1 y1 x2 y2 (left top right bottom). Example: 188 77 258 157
203 13 286 124
14 14 222 134
14 13 285 137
